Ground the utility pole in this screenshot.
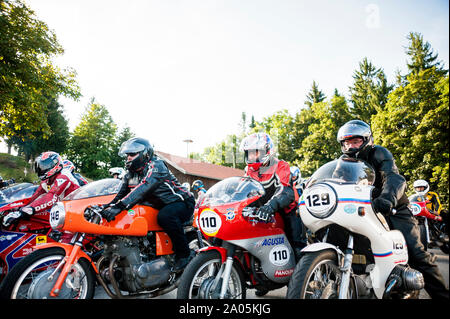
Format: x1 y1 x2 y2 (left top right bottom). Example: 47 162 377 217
183 139 193 158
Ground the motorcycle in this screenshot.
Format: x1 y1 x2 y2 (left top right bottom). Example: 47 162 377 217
409 194 448 254
176 176 297 299
0 178 203 299
0 182 37 208
287 157 424 299
0 179 119 283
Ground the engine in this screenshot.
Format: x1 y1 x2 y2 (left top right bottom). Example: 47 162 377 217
101 233 172 293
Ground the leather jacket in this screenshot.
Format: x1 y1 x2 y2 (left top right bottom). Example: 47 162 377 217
351 145 409 210
245 157 296 214
110 156 194 210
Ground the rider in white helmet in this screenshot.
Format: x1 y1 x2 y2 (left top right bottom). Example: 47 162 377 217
413 179 442 216
109 167 125 179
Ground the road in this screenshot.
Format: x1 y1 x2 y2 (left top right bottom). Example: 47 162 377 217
94 247 449 299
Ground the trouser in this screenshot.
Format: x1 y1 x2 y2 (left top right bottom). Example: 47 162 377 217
387 208 449 299
281 212 307 251
157 199 194 258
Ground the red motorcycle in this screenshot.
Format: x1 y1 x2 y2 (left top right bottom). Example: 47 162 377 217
176 176 297 299
409 194 448 254
0 179 120 281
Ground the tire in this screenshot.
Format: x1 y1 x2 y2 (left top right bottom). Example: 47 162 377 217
177 250 246 299
287 250 356 299
0 247 95 299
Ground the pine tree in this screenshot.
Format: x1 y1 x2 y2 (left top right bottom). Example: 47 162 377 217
304 81 326 107
405 32 447 75
349 57 392 123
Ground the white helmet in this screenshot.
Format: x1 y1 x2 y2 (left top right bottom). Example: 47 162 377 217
413 179 429 195
182 182 191 192
239 133 275 170
109 167 125 179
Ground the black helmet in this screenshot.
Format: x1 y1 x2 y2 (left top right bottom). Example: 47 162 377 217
118 137 153 172
337 120 373 157
34 151 64 181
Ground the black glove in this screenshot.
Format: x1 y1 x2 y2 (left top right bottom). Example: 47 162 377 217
101 205 123 222
373 197 393 216
2 206 34 227
256 205 275 222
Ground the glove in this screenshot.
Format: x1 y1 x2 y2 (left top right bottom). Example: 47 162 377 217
101 205 123 222
435 215 443 222
373 197 393 216
2 206 34 227
256 205 275 222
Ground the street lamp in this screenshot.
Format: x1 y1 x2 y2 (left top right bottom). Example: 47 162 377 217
183 139 193 158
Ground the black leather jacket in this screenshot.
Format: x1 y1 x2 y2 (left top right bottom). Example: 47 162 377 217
110 156 194 210
352 145 409 210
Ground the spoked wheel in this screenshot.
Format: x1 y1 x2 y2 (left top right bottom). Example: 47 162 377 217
287 250 356 299
177 250 246 299
0 247 95 299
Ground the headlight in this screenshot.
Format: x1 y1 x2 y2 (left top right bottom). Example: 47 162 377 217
303 183 337 218
49 201 66 229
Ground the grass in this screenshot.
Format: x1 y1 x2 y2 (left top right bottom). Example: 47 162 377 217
0 153 38 183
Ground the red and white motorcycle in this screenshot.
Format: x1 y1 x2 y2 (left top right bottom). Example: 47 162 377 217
287 157 424 299
177 176 297 299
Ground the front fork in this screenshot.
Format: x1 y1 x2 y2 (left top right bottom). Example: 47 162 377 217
338 234 354 299
211 243 236 299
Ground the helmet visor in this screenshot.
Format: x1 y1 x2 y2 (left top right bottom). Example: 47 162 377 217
118 139 147 157
337 123 371 142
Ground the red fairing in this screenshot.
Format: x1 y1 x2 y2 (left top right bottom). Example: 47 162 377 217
199 196 285 241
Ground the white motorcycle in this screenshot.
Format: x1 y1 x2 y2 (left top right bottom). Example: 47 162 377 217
287 157 424 299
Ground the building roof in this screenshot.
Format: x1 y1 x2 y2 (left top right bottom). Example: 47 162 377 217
155 151 244 181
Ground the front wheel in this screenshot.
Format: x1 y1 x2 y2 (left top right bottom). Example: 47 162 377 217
0 247 95 299
177 250 246 299
287 250 356 299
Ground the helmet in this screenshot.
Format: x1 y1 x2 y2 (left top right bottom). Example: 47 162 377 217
413 179 429 195
34 151 63 181
192 180 204 191
181 182 191 192
239 133 275 170
290 166 301 183
109 167 125 178
63 160 75 173
337 120 373 157
118 137 153 172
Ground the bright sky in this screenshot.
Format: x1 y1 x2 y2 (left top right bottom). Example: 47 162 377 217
2 0 449 157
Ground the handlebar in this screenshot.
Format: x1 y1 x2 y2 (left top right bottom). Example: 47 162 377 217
242 206 258 218
84 205 103 224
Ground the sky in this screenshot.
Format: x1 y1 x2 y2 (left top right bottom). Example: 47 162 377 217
2 0 449 157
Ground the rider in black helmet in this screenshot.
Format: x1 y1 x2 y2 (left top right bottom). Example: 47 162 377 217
337 120 448 299
101 137 196 272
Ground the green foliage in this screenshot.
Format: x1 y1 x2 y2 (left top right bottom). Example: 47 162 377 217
0 0 81 140
0 152 37 182
304 81 326 107
66 99 118 180
349 57 392 123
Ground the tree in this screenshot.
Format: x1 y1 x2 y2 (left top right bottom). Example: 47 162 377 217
7 98 70 161
66 99 117 179
108 125 135 169
0 0 80 140
304 81 326 107
295 94 352 176
405 32 447 75
349 57 392 123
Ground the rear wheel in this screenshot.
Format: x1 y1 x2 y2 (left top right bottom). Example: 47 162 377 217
0 247 95 299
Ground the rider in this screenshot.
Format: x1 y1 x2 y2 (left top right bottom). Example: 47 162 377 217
63 159 88 186
2 151 80 227
109 167 125 179
337 119 449 299
192 179 207 208
0 176 15 189
413 179 442 216
100 137 196 272
240 133 307 259
290 166 303 198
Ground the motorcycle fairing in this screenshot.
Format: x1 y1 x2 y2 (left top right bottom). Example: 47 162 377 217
228 234 295 284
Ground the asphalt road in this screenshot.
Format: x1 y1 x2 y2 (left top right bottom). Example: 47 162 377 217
93 247 449 299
